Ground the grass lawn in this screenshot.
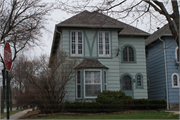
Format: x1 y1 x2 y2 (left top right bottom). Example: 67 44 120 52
1 109 24 118
37 111 179 119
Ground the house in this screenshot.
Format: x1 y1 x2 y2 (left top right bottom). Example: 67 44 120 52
50 10 149 102
146 24 179 109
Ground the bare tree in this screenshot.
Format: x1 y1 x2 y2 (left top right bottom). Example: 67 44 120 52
12 51 79 113
0 0 54 113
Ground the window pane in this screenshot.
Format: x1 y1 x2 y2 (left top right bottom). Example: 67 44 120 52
123 47 128 61
77 71 81 83
85 71 91 83
78 32 82 43
99 44 103 54
72 44 75 54
72 32 75 43
105 33 109 43
99 32 102 43
137 75 141 86
105 44 109 54
177 48 179 62
85 85 101 97
94 71 100 83
77 85 81 98
122 75 132 90
104 85 106 90
78 44 82 54
173 75 178 86
104 71 106 83
129 46 134 61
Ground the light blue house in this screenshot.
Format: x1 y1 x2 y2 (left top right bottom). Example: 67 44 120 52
50 11 149 102
146 24 179 109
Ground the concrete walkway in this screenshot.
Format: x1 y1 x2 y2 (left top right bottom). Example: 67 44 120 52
2 109 32 120
165 110 180 115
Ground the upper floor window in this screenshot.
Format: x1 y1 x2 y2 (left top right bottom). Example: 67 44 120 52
71 31 83 57
175 47 179 63
135 73 143 89
98 32 110 57
172 73 179 88
121 44 136 62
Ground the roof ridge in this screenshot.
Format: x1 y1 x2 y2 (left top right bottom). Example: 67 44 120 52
98 11 149 34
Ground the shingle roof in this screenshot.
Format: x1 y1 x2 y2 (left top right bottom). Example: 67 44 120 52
74 58 109 69
57 10 149 35
145 24 172 46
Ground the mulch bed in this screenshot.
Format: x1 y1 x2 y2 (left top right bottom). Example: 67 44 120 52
19 110 164 119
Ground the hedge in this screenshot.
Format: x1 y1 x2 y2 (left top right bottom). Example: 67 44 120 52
64 91 166 113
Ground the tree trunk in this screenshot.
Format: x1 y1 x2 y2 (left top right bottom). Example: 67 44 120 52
1 69 5 113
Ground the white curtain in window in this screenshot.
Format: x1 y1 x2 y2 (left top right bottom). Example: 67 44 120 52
85 71 101 97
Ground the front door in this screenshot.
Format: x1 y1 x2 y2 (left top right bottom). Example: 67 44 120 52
121 75 133 97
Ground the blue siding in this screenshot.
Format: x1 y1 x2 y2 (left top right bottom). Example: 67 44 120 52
165 37 179 105
146 40 167 100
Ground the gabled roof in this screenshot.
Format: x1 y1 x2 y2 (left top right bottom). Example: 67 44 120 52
74 58 108 69
145 24 172 46
57 10 149 36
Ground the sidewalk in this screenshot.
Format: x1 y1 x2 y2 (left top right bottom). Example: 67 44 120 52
1 109 32 120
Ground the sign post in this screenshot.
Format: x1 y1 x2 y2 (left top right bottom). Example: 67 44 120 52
4 42 12 119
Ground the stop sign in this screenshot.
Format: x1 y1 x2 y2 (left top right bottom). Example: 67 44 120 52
4 42 12 71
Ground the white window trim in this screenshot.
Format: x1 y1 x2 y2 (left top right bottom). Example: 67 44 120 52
84 69 102 98
172 73 180 88
70 30 83 57
175 47 179 63
76 70 81 99
98 31 111 57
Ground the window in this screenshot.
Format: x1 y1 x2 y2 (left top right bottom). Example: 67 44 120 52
175 47 179 63
76 71 81 99
135 73 143 89
104 71 107 90
172 73 179 88
84 70 102 98
123 46 134 62
98 32 110 57
71 31 83 56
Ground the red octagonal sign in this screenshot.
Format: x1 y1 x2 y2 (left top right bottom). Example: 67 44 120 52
4 42 12 71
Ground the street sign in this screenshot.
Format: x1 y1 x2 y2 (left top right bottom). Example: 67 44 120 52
4 42 12 71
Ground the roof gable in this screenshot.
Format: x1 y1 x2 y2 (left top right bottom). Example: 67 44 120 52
145 24 172 46
57 10 149 35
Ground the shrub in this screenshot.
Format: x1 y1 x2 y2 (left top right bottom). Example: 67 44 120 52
64 101 100 113
132 99 167 110
64 91 167 113
96 90 132 111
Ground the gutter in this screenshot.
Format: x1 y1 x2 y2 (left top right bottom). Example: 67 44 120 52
159 37 169 110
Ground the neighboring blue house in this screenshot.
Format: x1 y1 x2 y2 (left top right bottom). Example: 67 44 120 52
146 24 179 109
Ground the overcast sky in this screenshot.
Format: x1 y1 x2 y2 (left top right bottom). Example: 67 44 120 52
26 0 168 59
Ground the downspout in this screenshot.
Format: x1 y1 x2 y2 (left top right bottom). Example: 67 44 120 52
159 37 169 110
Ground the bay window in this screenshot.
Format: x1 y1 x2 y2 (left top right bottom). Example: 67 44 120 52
76 69 107 99
84 70 101 98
